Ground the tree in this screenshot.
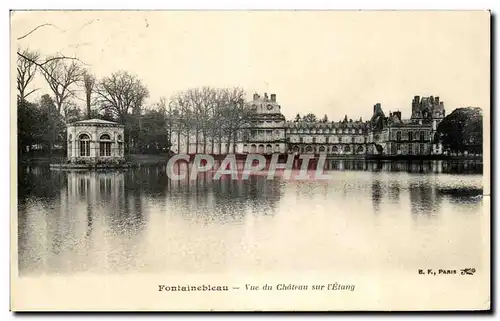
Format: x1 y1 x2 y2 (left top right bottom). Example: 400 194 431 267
95 71 149 150
40 58 84 154
95 71 149 122
62 100 82 123
82 71 96 119
302 113 317 122
294 113 301 122
17 48 40 102
435 107 483 154
219 87 251 153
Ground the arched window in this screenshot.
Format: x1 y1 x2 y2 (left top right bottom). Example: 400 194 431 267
419 131 425 141
250 144 257 153
266 144 273 154
319 146 326 153
79 134 90 157
331 145 338 153
100 134 112 157
305 145 313 153
357 145 364 154
344 145 351 153
396 131 402 141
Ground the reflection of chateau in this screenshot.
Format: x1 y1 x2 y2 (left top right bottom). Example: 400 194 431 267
172 93 446 157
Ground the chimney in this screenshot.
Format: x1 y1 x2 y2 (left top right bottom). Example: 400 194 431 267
253 93 259 101
394 111 402 120
430 96 434 104
435 96 440 104
270 93 276 102
264 93 269 101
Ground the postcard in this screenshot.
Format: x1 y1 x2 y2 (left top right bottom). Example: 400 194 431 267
11 10 491 311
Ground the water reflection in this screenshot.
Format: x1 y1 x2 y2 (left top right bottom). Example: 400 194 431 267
17 160 484 275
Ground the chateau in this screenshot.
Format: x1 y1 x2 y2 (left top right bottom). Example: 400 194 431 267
171 93 446 157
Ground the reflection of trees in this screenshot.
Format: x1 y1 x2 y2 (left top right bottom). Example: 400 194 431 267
388 180 401 202
18 165 66 201
409 182 441 216
162 162 283 223
371 179 382 214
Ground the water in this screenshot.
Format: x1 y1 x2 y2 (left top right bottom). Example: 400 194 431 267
17 160 485 277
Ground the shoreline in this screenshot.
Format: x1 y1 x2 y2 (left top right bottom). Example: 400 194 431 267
18 153 483 166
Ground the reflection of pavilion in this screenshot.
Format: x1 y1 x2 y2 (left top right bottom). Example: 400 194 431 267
67 170 125 203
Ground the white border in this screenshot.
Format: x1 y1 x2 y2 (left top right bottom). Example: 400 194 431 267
2 1 498 319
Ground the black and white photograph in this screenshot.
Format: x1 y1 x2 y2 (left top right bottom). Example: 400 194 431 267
10 10 490 311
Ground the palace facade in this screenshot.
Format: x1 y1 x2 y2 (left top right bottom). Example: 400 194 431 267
170 93 446 157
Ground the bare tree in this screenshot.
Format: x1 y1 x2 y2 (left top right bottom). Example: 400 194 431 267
95 71 149 123
17 48 40 102
41 57 84 114
82 71 96 119
40 57 84 154
220 87 250 153
169 91 193 154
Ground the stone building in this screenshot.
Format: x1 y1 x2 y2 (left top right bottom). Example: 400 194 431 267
170 93 446 157
66 119 125 163
242 93 287 154
367 96 445 156
170 92 287 155
287 117 368 155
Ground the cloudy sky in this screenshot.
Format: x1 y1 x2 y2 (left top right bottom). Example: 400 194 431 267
11 10 490 121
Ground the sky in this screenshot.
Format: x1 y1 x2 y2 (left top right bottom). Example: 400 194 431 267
11 10 490 121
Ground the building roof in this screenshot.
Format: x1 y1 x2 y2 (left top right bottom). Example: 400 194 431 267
69 118 123 126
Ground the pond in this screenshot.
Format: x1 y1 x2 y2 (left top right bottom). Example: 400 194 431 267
17 160 485 276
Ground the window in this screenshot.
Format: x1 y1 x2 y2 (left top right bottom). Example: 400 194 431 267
351 136 355 144
344 145 351 153
419 131 425 141
312 137 316 144
339 136 343 143
118 142 123 156
357 145 364 154
332 146 338 153
408 131 413 141
396 131 402 141
68 141 72 157
99 134 112 157
409 143 413 155
419 144 425 154
326 136 330 143
79 134 90 157
300 137 304 143
397 143 401 152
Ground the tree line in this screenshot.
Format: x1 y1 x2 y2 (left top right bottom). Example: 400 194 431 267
17 46 483 158
17 47 255 157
